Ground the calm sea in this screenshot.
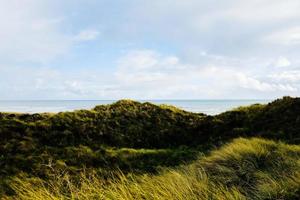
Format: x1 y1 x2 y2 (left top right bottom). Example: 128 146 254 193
0 100 271 115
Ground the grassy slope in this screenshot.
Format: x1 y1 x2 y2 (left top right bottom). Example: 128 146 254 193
9 138 300 200
1 96 300 199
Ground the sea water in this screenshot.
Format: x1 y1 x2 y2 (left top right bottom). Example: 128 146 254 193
0 100 271 115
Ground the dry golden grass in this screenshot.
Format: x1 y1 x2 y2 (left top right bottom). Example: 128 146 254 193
8 138 300 200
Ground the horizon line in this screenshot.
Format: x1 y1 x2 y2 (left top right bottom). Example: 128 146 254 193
0 99 273 101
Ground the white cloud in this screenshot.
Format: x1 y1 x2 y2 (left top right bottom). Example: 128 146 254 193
117 50 159 70
270 70 300 82
113 49 298 98
74 29 100 41
1 1 300 99
273 56 291 68
0 0 72 63
223 0 300 22
0 64 119 100
123 0 300 62
0 1 100 64
135 0 300 26
1 48 299 100
264 27 300 45
236 73 297 92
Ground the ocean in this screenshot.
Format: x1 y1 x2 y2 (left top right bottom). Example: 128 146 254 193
0 100 271 115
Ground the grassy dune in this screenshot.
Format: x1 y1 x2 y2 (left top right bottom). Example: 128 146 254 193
1 97 300 199
9 138 300 200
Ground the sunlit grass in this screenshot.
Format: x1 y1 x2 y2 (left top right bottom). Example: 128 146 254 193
8 138 300 200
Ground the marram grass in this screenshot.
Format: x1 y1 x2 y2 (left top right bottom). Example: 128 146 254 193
8 138 300 200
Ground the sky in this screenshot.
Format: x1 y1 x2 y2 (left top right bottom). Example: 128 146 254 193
0 0 300 100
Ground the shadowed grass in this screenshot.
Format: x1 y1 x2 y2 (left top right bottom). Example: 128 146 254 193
8 138 300 200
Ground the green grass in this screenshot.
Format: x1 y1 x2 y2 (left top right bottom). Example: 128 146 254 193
8 138 300 200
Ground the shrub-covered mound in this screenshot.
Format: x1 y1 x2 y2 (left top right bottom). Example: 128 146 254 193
10 138 300 200
1 97 300 151
1 97 299 147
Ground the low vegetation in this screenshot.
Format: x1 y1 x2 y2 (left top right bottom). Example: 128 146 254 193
1 96 300 199
9 138 300 200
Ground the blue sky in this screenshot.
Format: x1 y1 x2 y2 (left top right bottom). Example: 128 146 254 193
1 0 300 100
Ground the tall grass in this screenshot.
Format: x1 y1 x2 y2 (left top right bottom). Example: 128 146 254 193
8 138 300 200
